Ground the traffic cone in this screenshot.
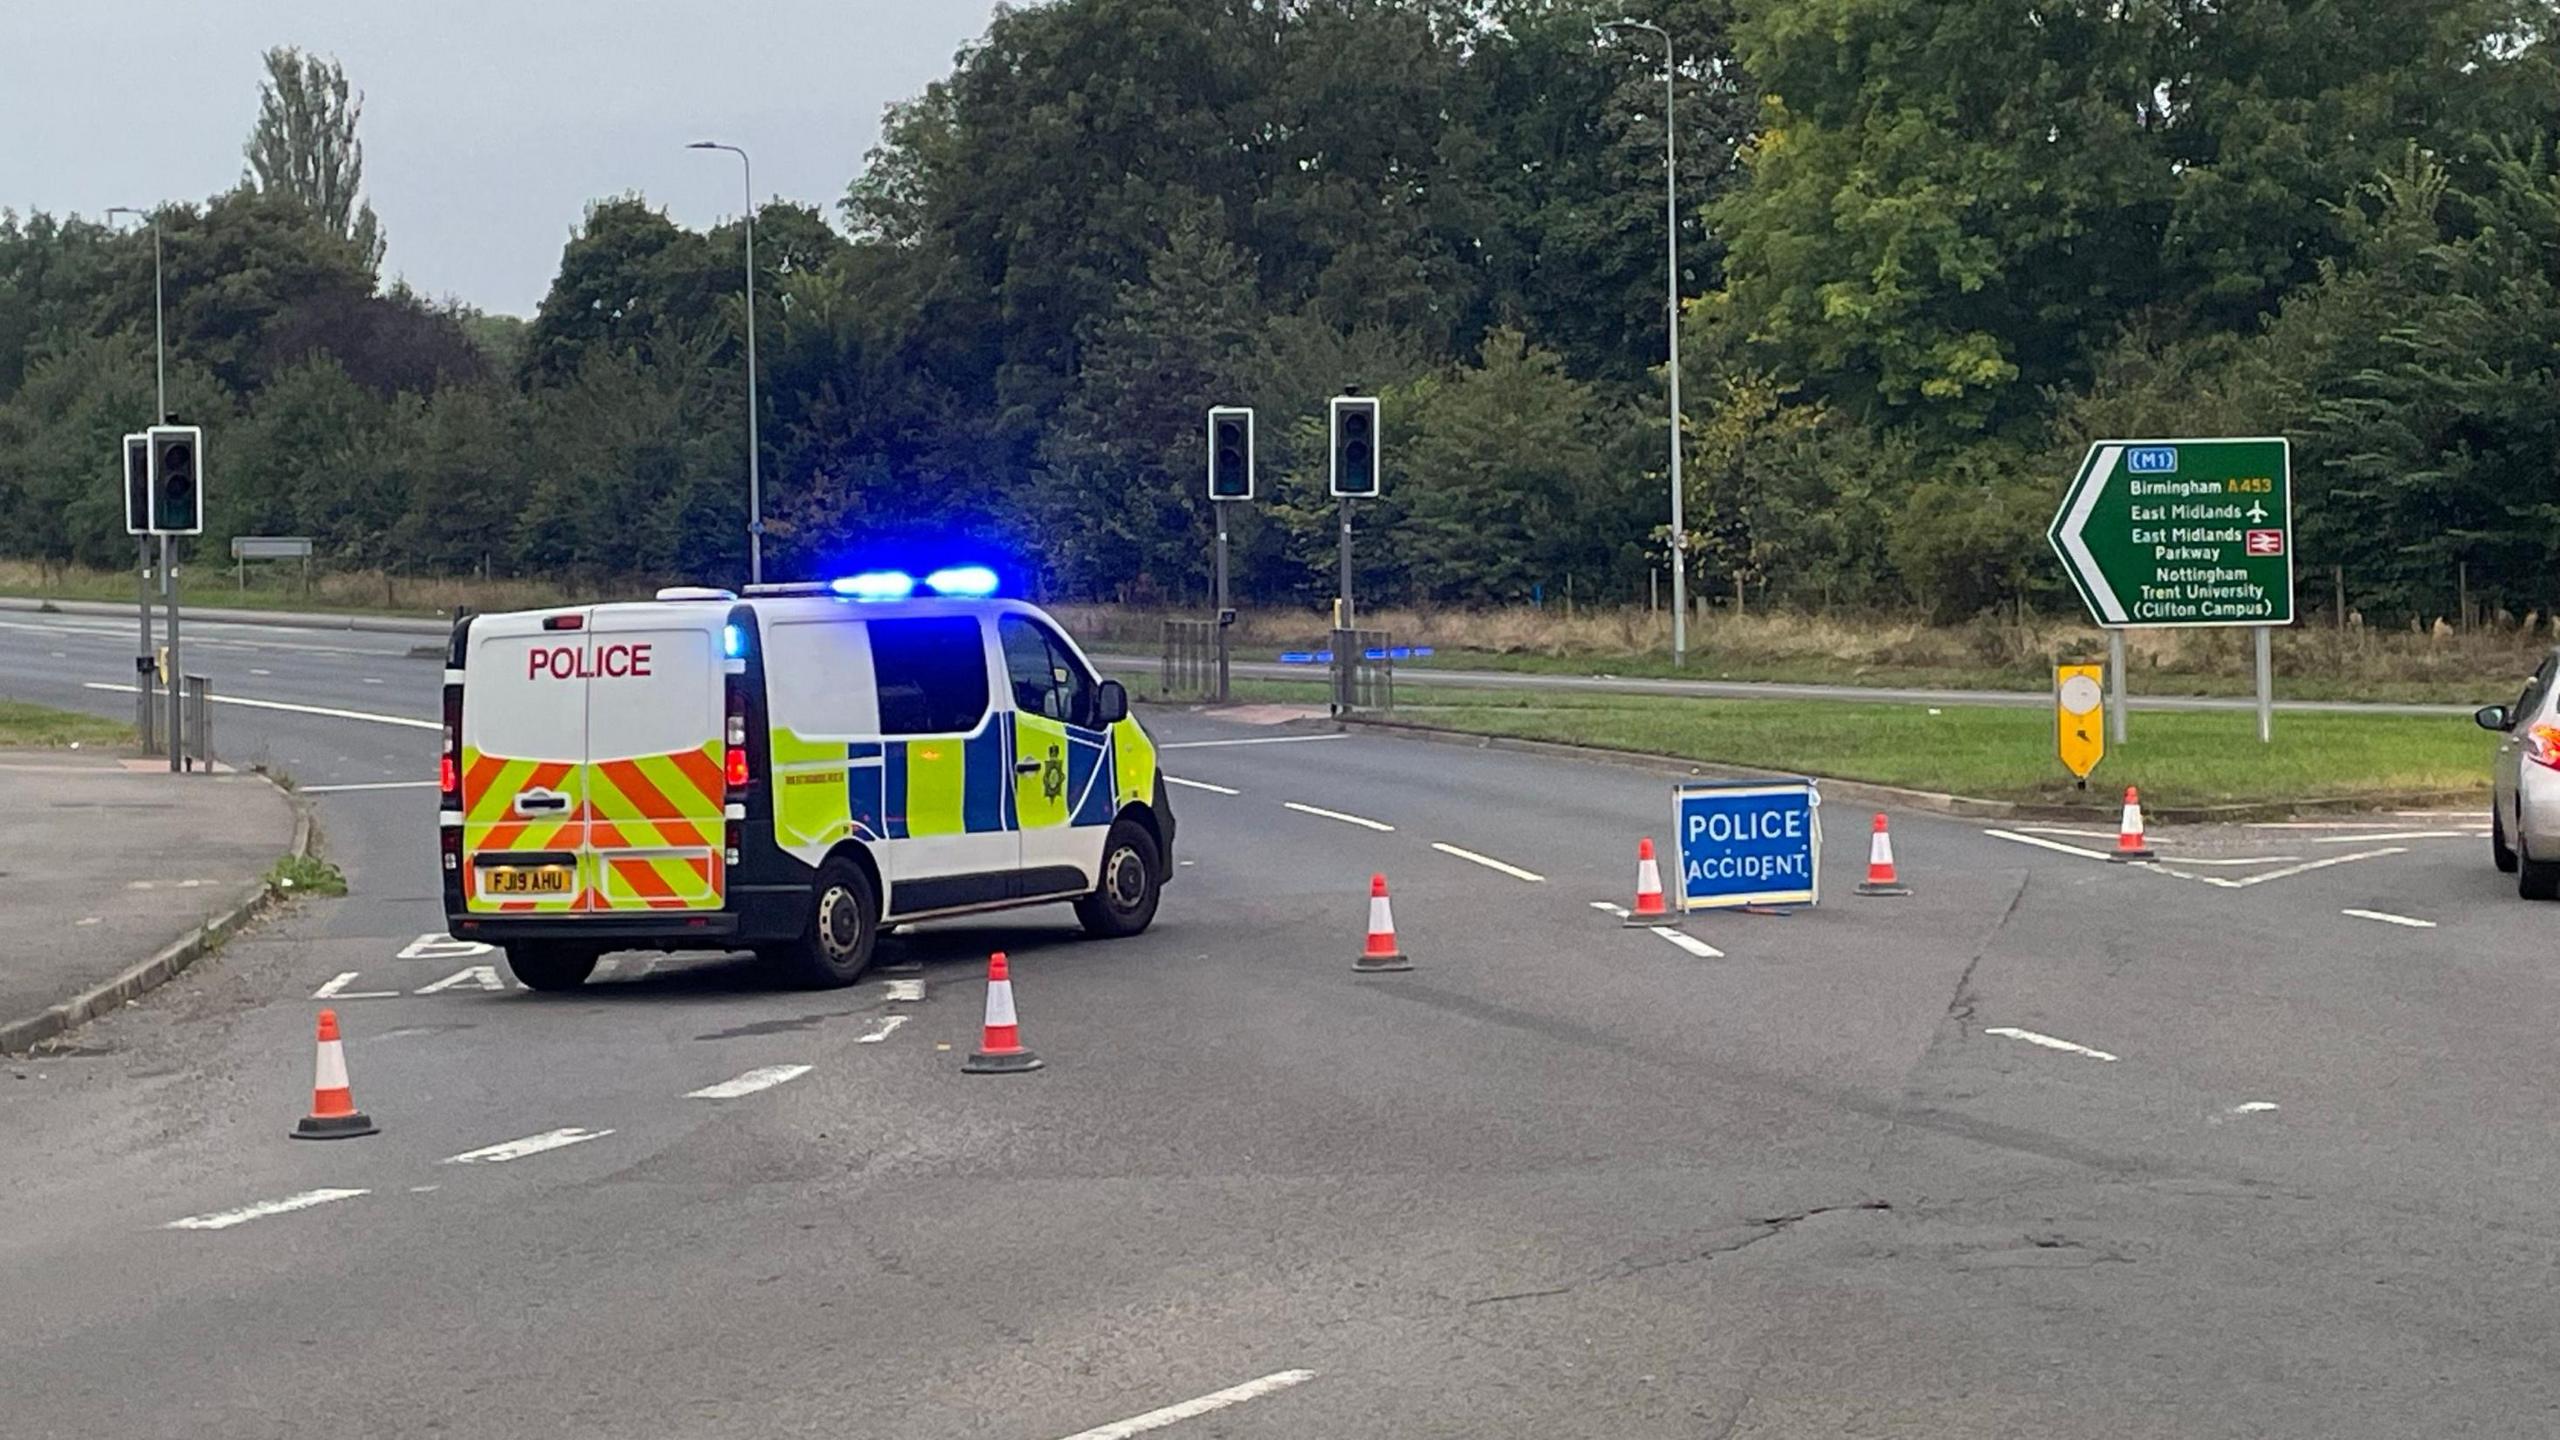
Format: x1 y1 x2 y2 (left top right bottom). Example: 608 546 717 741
2111 786 2156 862
291 1009 379 1139
1354 873 1413 972
1625 838 1671 924
1857 813 1911 896
962 952 1043 1073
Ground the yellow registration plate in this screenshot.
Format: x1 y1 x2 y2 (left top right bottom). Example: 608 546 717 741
484 866 573 896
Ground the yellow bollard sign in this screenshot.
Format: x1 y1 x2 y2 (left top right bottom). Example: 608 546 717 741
2056 663 2105 779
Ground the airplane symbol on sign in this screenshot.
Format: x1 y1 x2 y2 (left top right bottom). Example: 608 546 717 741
2247 502 2269 523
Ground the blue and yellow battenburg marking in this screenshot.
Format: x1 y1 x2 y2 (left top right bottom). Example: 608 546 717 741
770 712 1155 852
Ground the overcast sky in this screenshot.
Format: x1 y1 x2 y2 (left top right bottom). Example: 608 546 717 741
0 1 1006 316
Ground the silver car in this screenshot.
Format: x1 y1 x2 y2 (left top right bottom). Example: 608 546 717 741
2478 649 2560 897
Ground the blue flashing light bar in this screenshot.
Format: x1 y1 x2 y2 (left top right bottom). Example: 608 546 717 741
923 564 1000 598
722 623 748 659
831 571 916 601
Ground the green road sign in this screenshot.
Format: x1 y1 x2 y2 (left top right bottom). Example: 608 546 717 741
2048 437 2293 628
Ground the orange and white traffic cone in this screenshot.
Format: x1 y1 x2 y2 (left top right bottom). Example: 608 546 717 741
962 952 1043 1073
1625 838 1671 925
1857 813 1911 896
291 1009 379 1139
2111 786 2156 862
1354 873 1413 972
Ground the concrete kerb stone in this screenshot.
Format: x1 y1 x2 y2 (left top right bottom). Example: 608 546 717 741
1330 715 2479 826
0 778 316 1056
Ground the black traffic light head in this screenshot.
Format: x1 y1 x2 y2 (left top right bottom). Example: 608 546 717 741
146 424 204 535
1207 406 1253 501
1329 396 1379 497
123 433 149 536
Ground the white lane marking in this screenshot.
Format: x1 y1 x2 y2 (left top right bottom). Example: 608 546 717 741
1590 900 1631 918
1282 801 1394 832
362 677 384 684
687 1064 814 1099
2251 820 2443 830
1051 1369 1317 1440
2011 825 2176 845
2223 847 2407 888
83 681 439 730
1983 829 2120 861
1160 734 1347 750
2155 853 2301 867
883 978 925 1003
2343 907 2437 929
1164 775 1240 795
300 779 438 793
442 1127 612 1164
1983 1026 2120 1062
311 971 399 1000
1429 841 1544 882
2309 830 2466 844
856 1015 909 1044
2232 1101 2280 1115
416 964 508 994
250 667 272 676
1650 926 1722 958
398 933 495 961
167 1188 369 1231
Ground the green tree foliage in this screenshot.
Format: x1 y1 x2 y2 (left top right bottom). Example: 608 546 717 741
243 47 385 274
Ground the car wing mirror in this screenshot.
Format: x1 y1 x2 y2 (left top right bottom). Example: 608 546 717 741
1096 678 1129 725
2476 705 2511 732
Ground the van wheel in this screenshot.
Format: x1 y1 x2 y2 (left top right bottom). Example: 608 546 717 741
1075 820 1161 939
2494 806 2519 873
505 945 597 992
784 858 878 987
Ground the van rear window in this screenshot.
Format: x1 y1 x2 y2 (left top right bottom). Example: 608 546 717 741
867 617 989 735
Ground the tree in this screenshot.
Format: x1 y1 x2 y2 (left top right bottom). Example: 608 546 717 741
243 47 385 274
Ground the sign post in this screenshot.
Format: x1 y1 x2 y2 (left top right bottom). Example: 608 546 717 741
1672 778 1821 912
2050 438 2292 742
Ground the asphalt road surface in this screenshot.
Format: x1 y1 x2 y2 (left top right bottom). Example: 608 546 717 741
1 605 2550 1438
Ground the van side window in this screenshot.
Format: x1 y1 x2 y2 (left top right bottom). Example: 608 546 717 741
998 615 1098 729
867 617 989 735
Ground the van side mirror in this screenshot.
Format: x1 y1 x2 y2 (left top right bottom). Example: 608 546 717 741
1095 678 1129 725
2476 705 2511 732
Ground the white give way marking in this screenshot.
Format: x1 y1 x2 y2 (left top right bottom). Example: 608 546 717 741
1983 1026 2119 1062
1051 1368 1317 1440
443 1128 612 1165
688 1065 814 1100
166 1188 369 1231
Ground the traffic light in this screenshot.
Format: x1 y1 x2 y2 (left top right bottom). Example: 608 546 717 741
1329 396 1379 497
146 424 204 535
1207 406 1253 500
122 432 148 536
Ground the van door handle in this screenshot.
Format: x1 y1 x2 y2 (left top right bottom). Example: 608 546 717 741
513 791 570 816
1014 761 1043 775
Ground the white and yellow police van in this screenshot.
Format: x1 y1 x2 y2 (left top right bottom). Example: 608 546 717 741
437 567 1171 990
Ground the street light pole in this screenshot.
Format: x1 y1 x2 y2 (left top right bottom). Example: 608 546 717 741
1606 20 1685 666
108 207 164 740
689 141 762 587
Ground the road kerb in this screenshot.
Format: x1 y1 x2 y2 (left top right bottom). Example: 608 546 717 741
0 779 314 1056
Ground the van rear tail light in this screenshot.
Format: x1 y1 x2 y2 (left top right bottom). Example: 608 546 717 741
726 747 750 788
440 683 464 806
2528 724 2560 771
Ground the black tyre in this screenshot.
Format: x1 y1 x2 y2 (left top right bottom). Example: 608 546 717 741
782 856 879 987
505 945 598 992
2494 805 2519 873
1075 819 1162 939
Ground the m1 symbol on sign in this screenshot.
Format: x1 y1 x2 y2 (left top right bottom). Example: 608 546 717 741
2127 447 2177 473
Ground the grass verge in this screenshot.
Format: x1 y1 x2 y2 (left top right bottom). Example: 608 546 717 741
267 853 348 896
0 699 133 748
1371 689 2491 811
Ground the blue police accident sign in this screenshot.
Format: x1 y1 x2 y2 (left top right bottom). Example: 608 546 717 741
1673 778 1821 911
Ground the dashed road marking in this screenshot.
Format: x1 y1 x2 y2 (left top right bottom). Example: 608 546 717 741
166 1188 369 1231
1983 828 2119 861
1160 734 1346 750
1650 926 1722 958
82 681 439 730
443 1127 612 1164
2343 907 2436 929
2232 1101 2280 1115
1164 775 1240 795
883 978 925 1003
1282 801 1394 832
1052 1368 1317 1440
312 971 399 1000
1590 900 1631 918
1983 1026 2119 1062
1429 841 1544 882
687 1064 814 1099
856 1015 910 1044
362 677 384 684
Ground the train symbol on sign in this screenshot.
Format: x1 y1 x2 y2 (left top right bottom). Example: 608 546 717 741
2127 446 2178 473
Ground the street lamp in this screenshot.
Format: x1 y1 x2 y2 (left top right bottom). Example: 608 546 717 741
687 141 763 586
1604 19 1687 666
106 205 165 739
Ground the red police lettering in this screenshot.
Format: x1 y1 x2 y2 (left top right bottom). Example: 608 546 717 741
528 646 578 680
528 643 652 680
598 643 652 678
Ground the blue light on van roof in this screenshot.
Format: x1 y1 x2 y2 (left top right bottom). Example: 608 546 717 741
722 623 748 659
924 565 1000 598
831 571 915 600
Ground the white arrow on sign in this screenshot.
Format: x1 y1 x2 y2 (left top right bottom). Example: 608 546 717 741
2055 444 2128 624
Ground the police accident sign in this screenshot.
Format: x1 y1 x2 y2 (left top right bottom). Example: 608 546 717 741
2048 437 2294 628
1673 778 1821 911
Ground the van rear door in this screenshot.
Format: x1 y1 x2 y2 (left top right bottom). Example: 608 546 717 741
459 612 592 914
582 608 727 912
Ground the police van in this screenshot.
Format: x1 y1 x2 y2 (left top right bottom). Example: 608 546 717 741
437 567 1172 991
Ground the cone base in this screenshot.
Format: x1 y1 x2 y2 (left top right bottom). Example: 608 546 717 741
1352 950 1413 972
962 1048 1044 1074
292 1110 379 1140
2108 848 2156 863
1856 881 1912 896
1622 909 1672 927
